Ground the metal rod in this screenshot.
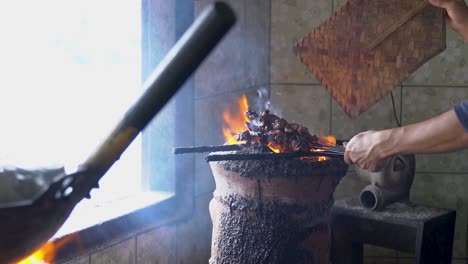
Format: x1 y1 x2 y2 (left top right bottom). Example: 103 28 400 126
174 141 347 155
173 144 245 154
205 151 344 162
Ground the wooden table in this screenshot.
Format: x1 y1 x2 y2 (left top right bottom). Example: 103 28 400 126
330 198 456 264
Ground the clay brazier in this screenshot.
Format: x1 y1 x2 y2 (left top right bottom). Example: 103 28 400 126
208 153 348 264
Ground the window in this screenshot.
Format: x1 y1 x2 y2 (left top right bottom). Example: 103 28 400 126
0 0 183 237
0 0 142 186
1 1 195 261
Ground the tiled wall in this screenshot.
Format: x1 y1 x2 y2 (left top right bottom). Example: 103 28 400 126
270 0 468 263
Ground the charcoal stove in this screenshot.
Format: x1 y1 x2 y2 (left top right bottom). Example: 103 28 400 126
206 147 348 264
173 100 418 263
174 108 350 263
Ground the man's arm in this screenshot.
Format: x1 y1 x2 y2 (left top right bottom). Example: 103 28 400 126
344 104 468 172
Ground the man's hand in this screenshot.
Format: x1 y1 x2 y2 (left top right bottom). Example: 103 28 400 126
344 130 394 172
429 0 468 41
344 108 468 172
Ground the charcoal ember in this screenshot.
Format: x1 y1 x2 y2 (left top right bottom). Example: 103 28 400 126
297 125 309 135
267 131 288 151
284 124 294 133
245 108 259 121
245 122 261 132
259 110 281 131
273 118 287 131
297 126 317 142
259 134 269 146
236 131 262 145
236 130 252 142
291 137 309 152
233 108 320 153
285 123 304 134
235 132 258 146
248 133 263 145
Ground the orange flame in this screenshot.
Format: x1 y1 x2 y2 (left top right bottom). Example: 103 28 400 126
267 143 280 153
318 135 336 146
17 235 79 264
311 135 337 161
222 94 249 144
221 95 336 162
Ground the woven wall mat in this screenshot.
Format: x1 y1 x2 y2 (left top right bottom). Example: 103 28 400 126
294 0 446 118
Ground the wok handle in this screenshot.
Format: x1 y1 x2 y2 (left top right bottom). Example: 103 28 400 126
75 2 236 193
367 0 430 50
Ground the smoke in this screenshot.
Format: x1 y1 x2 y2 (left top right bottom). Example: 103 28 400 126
255 87 270 113
256 87 284 119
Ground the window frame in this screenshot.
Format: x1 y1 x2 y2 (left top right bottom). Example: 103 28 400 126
47 0 196 261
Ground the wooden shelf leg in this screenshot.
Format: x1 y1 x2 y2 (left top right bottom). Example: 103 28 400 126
331 235 363 264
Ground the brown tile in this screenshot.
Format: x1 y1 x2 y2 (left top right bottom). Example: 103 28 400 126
410 173 468 257
90 238 136 264
402 86 468 173
136 224 177 264
270 0 332 84
244 0 270 88
331 87 402 140
195 0 246 98
194 89 259 195
270 85 331 135
177 193 213 264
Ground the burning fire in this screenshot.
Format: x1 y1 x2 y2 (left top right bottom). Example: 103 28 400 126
267 143 280 153
312 135 337 161
318 135 337 146
17 235 78 264
222 94 337 161
222 94 249 144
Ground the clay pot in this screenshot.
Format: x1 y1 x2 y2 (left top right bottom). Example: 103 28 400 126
356 154 416 210
208 154 348 264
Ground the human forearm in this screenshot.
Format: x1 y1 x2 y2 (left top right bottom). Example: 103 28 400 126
380 109 468 157
345 107 468 172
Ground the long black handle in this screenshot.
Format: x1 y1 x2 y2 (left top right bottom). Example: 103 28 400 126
125 2 236 131
71 2 235 196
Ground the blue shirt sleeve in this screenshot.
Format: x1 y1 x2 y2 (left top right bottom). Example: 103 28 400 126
454 101 468 132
